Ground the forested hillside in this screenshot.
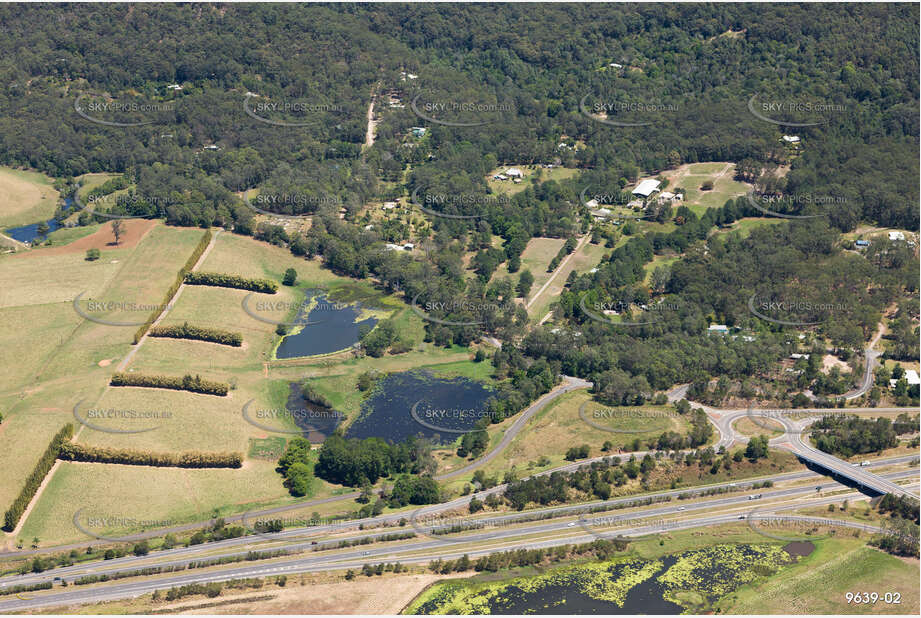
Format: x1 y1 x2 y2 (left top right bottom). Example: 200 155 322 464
0 4 916 227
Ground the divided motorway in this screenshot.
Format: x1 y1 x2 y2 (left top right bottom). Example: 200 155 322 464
1 456 916 594
1 472 917 612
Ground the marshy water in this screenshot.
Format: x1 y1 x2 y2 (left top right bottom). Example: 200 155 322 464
283 382 344 442
346 370 494 443
408 543 798 615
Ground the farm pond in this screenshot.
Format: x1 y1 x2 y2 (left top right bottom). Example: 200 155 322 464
275 290 378 359
4 197 73 243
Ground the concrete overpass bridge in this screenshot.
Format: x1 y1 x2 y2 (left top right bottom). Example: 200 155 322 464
784 419 917 499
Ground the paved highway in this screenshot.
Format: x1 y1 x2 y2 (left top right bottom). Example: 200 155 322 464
668 396 917 498
4 454 914 591
1 395 914 561
784 417 915 498
2 465 916 592
1 479 916 613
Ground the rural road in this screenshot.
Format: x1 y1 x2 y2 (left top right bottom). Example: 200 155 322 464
841 327 885 400
434 375 593 480
364 90 377 149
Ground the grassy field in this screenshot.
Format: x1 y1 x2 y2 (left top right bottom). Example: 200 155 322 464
717 536 919 614
15 460 302 547
0 166 60 229
77 386 257 454
491 236 565 301
11 231 475 548
528 238 605 320
0 225 207 530
714 217 785 238
197 232 340 285
44 224 103 246
0 223 201 384
643 253 679 285
733 416 784 438
439 390 692 485
39 225 206 376
75 173 121 199
659 162 751 216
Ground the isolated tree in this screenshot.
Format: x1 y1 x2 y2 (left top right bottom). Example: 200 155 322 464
36 221 49 239
111 219 124 245
516 269 534 297
283 268 297 286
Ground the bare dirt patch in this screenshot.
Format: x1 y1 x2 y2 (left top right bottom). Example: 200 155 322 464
165 573 445 614
16 219 158 257
822 354 848 372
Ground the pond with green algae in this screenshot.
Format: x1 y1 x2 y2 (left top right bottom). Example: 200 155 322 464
404 543 795 615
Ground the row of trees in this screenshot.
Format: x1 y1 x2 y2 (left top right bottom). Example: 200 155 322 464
133 229 212 344
149 322 243 347
426 539 627 577
159 578 266 603
501 440 775 511
184 272 278 294
0 581 53 597
2 424 74 531
60 443 242 468
110 372 229 396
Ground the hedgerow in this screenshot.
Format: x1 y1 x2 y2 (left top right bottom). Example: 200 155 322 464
184 271 278 294
133 229 212 344
3 424 74 531
110 372 229 396
149 322 243 347
60 443 242 468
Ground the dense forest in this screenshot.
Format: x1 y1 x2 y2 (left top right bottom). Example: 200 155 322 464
0 4 916 228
